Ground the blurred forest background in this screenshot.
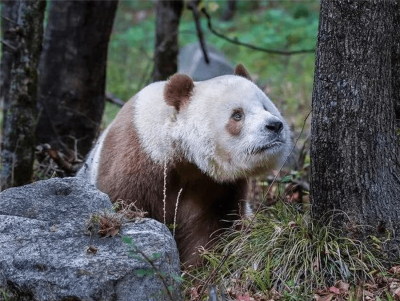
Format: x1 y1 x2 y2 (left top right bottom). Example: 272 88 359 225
0 0 319 186
0 0 319 131
104 0 318 128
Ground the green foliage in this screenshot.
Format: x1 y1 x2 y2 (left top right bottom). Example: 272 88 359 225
122 235 132 244
122 235 183 300
106 3 156 108
385 291 395 301
135 268 157 277
0 289 17 301
281 174 293 183
0 290 9 301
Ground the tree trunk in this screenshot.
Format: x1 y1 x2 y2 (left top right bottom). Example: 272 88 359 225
393 3 400 131
152 0 184 82
311 0 400 257
0 0 46 190
221 0 237 21
36 0 118 157
0 1 18 106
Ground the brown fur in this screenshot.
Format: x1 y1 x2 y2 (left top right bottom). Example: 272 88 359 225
226 109 244 136
173 162 248 267
97 99 165 220
164 74 194 111
234 63 252 80
97 97 248 267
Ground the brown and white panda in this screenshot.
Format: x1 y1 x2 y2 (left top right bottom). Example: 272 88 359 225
78 64 291 267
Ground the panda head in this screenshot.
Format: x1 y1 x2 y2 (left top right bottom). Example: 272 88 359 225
164 64 292 182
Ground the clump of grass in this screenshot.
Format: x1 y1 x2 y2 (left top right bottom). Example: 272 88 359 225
186 201 385 299
0 289 11 301
86 200 147 238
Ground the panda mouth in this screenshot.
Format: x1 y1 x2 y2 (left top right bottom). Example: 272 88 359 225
250 140 282 154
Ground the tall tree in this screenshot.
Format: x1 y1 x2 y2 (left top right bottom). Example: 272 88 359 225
311 0 400 256
0 0 46 190
0 1 18 107
152 0 184 82
36 0 118 157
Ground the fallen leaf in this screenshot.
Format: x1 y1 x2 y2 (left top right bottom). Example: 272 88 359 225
390 266 400 274
329 286 340 294
390 281 400 296
363 290 374 297
314 293 334 301
336 280 349 294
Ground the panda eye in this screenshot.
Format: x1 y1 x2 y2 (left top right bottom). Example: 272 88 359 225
231 110 244 121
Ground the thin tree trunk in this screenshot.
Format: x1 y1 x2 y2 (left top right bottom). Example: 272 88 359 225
0 0 46 190
36 0 118 157
221 0 237 21
152 0 184 82
311 0 400 257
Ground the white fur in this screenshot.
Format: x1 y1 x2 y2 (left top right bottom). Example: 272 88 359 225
76 122 112 185
134 75 292 182
133 82 177 163
244 201 253 217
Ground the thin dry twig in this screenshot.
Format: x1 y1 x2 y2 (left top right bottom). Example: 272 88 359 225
1 39 17 51
173 188 183 237
163 159 167 225
130 245 176 301
106 92 124 107
201 8 316 56
187 0 210 64
46 148 81 173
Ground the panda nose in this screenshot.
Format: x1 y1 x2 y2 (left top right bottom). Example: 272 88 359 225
266 120 283 134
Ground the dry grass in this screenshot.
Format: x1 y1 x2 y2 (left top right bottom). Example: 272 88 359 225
86 200 147 238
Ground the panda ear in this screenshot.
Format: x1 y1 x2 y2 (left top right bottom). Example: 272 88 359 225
234 64 252 80
164 74 194 111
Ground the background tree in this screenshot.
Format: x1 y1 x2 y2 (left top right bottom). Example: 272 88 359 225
221 0 237 21
0 0 46 190
36 0 118 157
0 1 18 107
311 0 400 256
152 0 184 82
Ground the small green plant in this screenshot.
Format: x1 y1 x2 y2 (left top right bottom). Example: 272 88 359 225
0 289 12 301
122 236 183 301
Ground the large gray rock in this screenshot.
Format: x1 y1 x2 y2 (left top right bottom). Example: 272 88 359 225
179 43 234 81
0 177 182 301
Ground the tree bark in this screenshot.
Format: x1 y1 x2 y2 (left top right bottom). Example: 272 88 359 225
311 0 400 257
0 1 18 106
36 0 118 157
393 3 400 131
152 0 184 82
0 0 46 190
